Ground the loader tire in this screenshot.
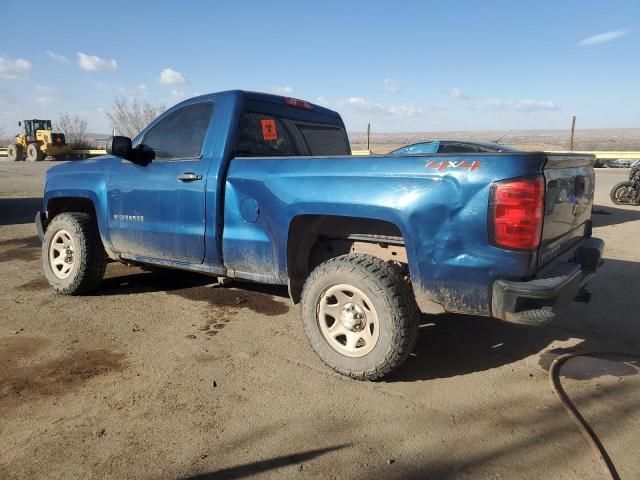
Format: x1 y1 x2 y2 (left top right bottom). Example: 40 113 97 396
7 143 23 161
26 143 44 162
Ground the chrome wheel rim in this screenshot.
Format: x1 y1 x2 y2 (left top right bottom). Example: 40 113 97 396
49 229 76 279
317 284 380 358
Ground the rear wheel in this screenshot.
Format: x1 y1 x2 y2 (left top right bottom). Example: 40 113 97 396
26 143 44 162
610 181 636 205
300 254 419 380
7 143 23 161
42 213 107 294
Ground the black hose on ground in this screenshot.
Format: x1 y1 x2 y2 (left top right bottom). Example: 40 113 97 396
549 352 640 480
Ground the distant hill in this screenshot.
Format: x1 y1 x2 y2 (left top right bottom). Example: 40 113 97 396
81 128 640 154
349 128 640 153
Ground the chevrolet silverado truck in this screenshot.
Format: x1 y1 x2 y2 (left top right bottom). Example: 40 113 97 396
36 90 604 380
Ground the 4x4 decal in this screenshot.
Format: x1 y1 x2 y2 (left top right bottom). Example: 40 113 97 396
425 160 481 171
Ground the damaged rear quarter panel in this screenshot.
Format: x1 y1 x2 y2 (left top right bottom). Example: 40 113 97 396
224 153 544 315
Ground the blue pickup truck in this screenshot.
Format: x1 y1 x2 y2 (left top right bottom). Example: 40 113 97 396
37 90 604 380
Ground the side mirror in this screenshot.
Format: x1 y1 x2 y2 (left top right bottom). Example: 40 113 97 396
107 136 133 159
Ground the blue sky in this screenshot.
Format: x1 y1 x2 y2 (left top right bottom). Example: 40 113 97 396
1 0 638 134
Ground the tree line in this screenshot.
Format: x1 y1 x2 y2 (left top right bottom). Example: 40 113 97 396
2 98 166 149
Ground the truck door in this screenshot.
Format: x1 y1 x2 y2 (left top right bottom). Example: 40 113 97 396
106 101 215 264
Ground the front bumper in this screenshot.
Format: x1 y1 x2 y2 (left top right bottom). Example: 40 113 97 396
492 237 604 326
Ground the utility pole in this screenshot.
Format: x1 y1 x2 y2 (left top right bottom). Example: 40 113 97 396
366 123 371 151
569 116 576 151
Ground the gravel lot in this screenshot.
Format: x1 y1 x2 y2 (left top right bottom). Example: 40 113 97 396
1 161 638 480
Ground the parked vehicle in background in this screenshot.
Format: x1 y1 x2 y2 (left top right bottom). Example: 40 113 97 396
37 90 604 380
606 159 634 168
389 140 519 155
610 160 640 205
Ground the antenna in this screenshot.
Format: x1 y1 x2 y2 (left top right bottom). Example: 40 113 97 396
495 130 512 144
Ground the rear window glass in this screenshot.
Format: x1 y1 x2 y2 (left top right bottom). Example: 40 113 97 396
235 111 350 157
438 143 484 154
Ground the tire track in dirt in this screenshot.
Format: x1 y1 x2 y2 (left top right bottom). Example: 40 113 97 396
173 284 290 337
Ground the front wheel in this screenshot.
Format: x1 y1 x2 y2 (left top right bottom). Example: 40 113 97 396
610 181 637 205
300 254 419 380
42 213 107 294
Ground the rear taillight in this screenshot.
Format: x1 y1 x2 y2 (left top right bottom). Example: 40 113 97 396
489 176 544 250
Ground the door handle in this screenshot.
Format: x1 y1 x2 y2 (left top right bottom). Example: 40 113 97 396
177 172 202 182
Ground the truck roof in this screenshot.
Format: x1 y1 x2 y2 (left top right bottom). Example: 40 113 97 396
174 90 342 119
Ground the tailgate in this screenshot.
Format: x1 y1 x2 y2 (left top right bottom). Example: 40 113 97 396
538 153 596 266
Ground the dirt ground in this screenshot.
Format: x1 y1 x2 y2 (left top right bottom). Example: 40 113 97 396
0 160 638 480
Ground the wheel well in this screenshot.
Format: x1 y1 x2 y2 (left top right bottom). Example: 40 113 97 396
46 197 97 225
287 215 407 302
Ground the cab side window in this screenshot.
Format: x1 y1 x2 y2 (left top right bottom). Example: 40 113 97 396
143 102 214 160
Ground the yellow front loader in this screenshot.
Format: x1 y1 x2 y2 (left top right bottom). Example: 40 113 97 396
6 119 71 161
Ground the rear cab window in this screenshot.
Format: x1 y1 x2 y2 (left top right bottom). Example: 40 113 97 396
235 97 350 157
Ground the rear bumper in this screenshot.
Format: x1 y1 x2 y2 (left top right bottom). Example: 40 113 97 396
491 237 604 326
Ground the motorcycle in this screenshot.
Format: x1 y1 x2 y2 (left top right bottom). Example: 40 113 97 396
610 159 640 205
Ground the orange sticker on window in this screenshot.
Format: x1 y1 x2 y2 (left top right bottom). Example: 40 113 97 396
261 119 277 141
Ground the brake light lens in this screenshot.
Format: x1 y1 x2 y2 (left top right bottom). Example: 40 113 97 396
284 97 314 110
489 176 544 250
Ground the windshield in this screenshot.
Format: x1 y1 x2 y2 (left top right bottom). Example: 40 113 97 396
390 141 440 155
32 120 52 131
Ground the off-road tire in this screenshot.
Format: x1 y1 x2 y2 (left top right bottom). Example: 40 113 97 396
42 213 107 294
7 143 23 161
610 181 636 205
300 253 419 380
26 143 44 162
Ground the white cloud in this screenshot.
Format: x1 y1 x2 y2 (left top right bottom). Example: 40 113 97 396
316 96 329 106
484 98 558 112
388 105 423 116
450 87 474 101
46 50 70 64
451 88 558 112
0 56 31 79
170 89 186 101
384 78 401 94
159 68 186 85
579 29 630 46
0 87 18 107
336 96 423 116
77 52 117 71
94 82 148 98
35 85 57 105
268 85 293 94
